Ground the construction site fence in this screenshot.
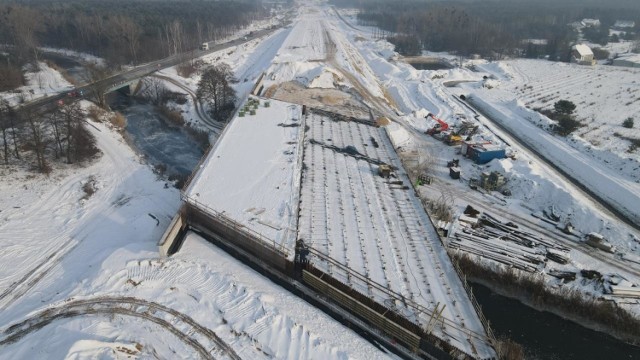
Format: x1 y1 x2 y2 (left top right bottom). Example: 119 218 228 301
449 250 498 345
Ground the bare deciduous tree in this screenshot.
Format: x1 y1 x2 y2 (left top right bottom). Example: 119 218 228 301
21 108 49 173
84 63 111 109
139 77 169 105
6 6 43 62
112 16 141 64
197 64 237 122
0 99 11 164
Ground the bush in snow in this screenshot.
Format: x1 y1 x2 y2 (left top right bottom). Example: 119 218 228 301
553 100 576 116
623 117 634 129
555 114 582 136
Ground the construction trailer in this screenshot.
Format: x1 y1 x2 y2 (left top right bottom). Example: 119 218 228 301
460 140 490 157
470 144 506 164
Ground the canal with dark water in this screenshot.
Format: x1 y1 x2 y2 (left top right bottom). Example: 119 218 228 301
471 283 640 359
51 53 640 360
408 61 452 71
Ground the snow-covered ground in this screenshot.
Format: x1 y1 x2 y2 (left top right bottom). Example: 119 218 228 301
0 61 73 106
3 2 640 357
155 27 291 133
0 231 391 359
482 59 640 162
39 46 106 67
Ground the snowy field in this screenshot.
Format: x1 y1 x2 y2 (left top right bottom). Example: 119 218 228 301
0 230 392 359
486 59 640 163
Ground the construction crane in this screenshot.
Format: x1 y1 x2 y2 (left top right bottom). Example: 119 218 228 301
425 113 449 135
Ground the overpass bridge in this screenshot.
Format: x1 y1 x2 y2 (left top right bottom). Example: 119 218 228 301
15 24 284 115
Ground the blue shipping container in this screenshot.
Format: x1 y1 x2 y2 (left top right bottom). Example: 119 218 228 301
473 148 506 164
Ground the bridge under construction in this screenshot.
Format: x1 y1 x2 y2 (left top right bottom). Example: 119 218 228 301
159 97 498 360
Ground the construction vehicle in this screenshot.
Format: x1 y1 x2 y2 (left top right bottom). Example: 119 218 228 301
378 164 392 178
425 113 449 135
445 133 463 145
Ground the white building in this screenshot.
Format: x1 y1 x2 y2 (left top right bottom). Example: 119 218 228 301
571 44 595 65
614 20 636 29
581 18 601 27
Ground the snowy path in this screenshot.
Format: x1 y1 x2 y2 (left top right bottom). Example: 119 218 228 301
151 74 223 132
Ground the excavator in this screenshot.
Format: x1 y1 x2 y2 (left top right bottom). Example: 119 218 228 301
425 113 465 145
425 113 449 135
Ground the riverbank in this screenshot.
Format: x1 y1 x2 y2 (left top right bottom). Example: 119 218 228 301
453 253 640 351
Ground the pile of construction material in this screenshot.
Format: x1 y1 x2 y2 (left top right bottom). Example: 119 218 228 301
449 210 571 272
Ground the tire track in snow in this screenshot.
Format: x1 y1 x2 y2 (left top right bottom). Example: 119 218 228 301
0 297 240 360
0 121 147 313
0 238 78 312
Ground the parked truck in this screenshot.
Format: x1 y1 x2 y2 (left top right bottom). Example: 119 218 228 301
200 42 209 51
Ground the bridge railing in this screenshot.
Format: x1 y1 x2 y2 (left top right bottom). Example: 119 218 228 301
181 194 292 260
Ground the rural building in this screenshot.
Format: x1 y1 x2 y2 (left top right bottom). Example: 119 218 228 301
581 18 601 27
571 44 595 65
614 20 636 29
612 54 640 68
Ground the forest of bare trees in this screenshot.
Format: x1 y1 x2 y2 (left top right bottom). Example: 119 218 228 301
0 0 267 172
332 0 640 60
0 98 99 173
0 0 268 91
